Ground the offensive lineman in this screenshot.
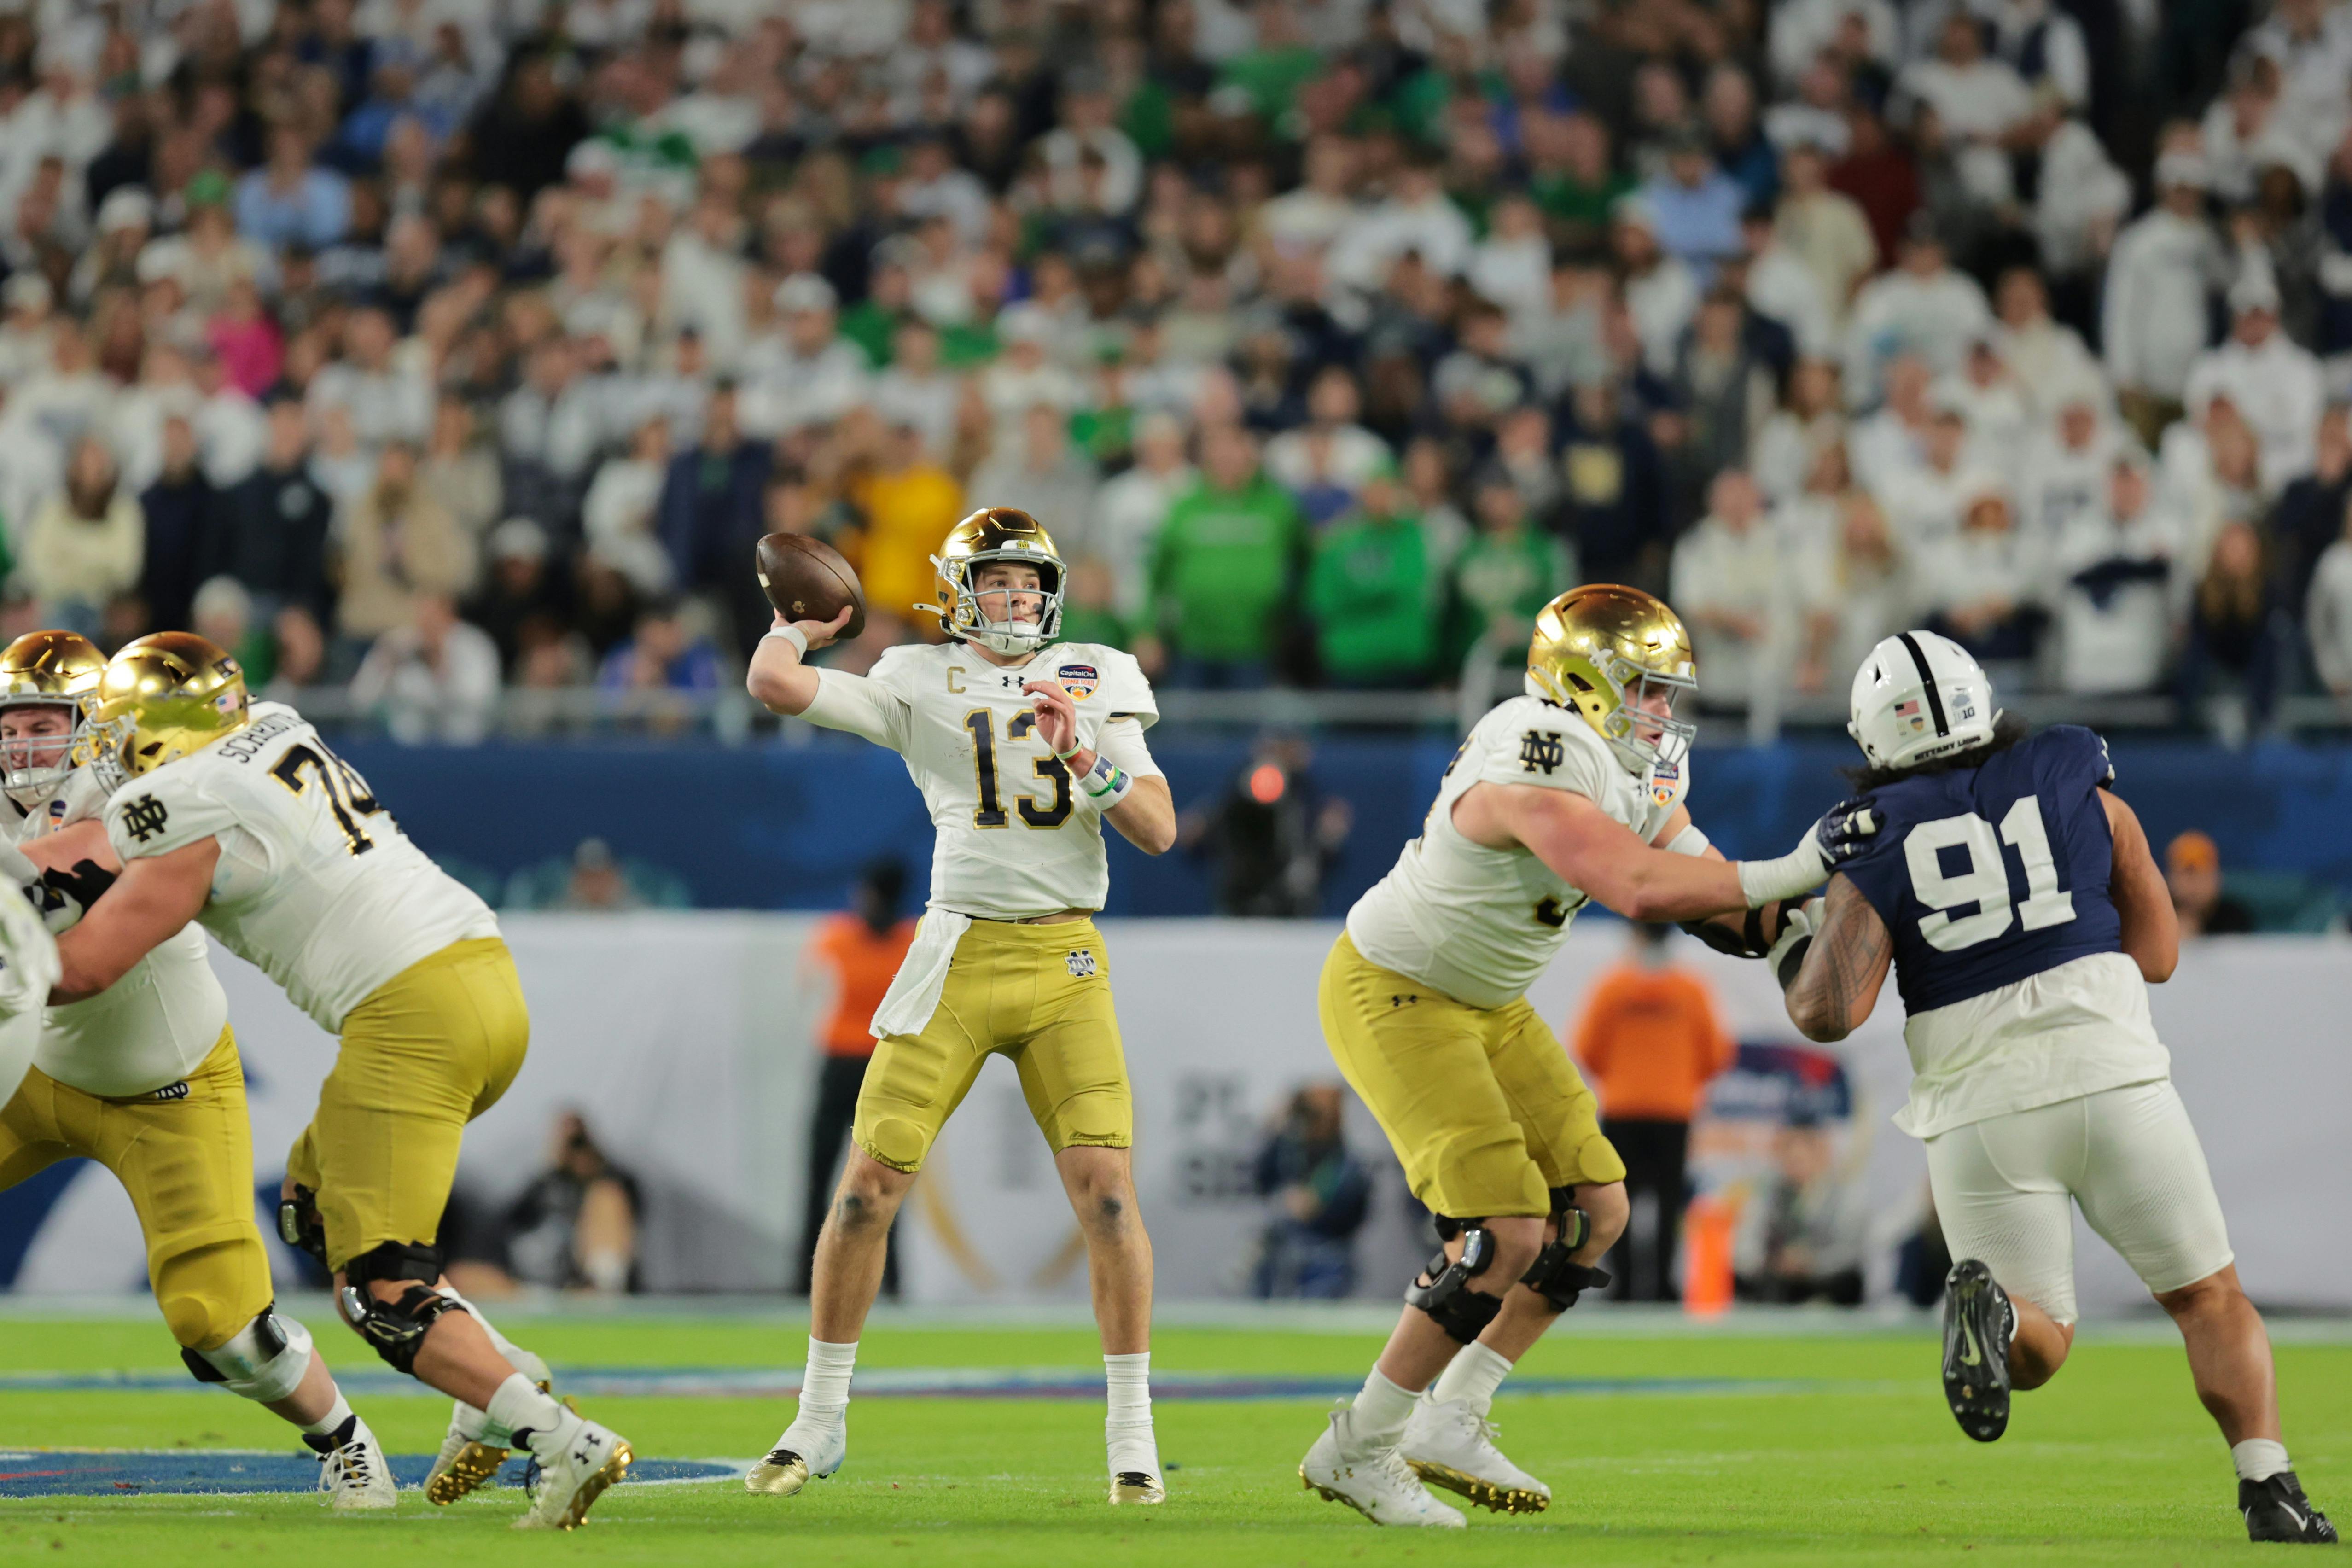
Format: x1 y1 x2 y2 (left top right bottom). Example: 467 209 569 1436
1778 630 2335 1544
0 633 396 1506
744 507 1178 1504
1301 586 1869 1527
37 632 631 1530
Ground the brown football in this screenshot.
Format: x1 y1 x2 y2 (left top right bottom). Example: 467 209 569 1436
755 532 867 641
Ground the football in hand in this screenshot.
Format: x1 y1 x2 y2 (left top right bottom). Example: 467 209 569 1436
756 532 867 641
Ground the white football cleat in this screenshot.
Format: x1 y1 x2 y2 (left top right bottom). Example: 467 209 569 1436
425 1348 554 1505
1402 1396 1550 1514
308 1416 398 1511
1299 1407 1465 1528
512 1406 631 1530
745 1416 846 1497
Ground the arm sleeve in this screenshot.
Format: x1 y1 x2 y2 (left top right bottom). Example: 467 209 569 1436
103 772 237 864
802 666 912 752
1094 717 1164 781
1473 704 1619 803
1094 648 1159 729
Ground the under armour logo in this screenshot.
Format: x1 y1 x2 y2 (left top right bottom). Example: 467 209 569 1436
1066 950 1097 979
121 794 169 843
1390 993 1419 1008
1518 730 1565 775
1534 897 1569 928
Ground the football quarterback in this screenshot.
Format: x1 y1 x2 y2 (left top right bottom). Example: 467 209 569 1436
745 507 1178 1506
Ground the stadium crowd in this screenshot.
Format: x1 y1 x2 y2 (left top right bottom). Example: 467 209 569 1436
4 0 2352 735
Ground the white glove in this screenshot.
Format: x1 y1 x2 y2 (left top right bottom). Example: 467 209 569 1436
1767 897 1825 993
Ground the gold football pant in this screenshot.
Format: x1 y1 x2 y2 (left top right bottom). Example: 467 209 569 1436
1320 933 1625 1220
854 917 1133 1173
0 1026 273 1351
286 937 530 1273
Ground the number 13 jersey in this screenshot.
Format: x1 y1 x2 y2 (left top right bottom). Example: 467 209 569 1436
806 641 1161 920
102 702 500 1033
1838 724 2166 1137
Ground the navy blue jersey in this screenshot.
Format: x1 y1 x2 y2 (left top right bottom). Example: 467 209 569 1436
1838 726 2124 1014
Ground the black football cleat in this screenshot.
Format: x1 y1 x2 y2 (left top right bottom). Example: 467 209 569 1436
1940 1259 2012 1442
2242 1472 2338 1543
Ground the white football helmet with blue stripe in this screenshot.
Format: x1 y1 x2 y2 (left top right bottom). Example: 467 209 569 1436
1848 630 1999 771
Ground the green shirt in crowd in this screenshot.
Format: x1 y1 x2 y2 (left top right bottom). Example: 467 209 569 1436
1151 475 1305 664
1447 527 1574 665
1218 45 1324 123
1306 510 1441 686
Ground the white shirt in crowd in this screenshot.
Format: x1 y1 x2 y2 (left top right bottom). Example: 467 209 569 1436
2103 207 2227 401
2182 325 2327 494
2049 489 2179 694
1845 266 1993 400
2308 536 2352 693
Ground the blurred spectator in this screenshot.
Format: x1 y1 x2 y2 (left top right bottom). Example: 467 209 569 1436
1250 1084 1372 1300
1671 471 1790 710
583 417 678 597
1572 923 1736 1302
796 859 916 1298
1179 734 1352 917
597 601 722 695
2105 153 2229 447
503 1112 642 1294
967 402 1100 554
1775 142 1877 329
348 594 502 743
1448 470 1573 670
1553 373 1670 588
658 386 769 641
505 837 693 911
1918 489 2043 667
2307 494 2352 707
1151 426 1304 688
1733 1116 1870 1306
1096 411 1194 631
23 436 142 637
1642 123 1747 270
336 442 472 644
139 416 217 635
214 397 332 623
853 420 966 629
2051 460 2178 695
2166 830 2258 936
2178 519 2286 736
1306 477 1441 689
1843 224 1991 401
2184 272 2327 493
421 396 501 547
191 576 277 684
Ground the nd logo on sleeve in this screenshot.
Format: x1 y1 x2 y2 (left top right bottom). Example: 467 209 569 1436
122 794 171 843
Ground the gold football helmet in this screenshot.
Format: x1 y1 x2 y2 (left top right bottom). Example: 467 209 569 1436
0 630 105 801
1526 584 1697 774
87 632 250 786
926 507 1065 655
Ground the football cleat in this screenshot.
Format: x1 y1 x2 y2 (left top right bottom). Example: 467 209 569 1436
745 1417 846 1497
1401 1396 1550 1514
1941 1259 2014 1443
1109 1470 1165 1505
2241 1472 2339 1544
305 1414 397 1511
512 1407 631 1530
1299 1407 1465 1528
425 1349 555 1505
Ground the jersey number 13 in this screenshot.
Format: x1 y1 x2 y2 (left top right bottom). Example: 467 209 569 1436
1903 795 2076 951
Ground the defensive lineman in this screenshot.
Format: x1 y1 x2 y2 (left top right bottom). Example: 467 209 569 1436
1780 631 2335 1544
40 633 630 1530
1301 586 1868 1526
744 507 1179 1504
0 633 396 1506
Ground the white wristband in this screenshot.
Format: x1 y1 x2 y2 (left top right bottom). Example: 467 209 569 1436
1664 823 1711 859
1736 833 1831 908
765 624 810 658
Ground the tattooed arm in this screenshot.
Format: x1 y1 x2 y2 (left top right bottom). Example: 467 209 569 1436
1783 874 1893 1042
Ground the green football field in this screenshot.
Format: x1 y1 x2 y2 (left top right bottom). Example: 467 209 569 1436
0 1303 2343 1565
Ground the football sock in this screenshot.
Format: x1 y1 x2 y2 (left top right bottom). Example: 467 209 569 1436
2233 1439 2292 1483
1430 1341 1514 1414
798 1338 858 1428
1347 1369 1421 1450
1104 1353 1157 1475
300 1393 355 1438
486 1373 565 1448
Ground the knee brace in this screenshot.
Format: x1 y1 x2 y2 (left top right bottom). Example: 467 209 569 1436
339 1240 465 1375
276 1185 326 1267
1404 1225 1504 1344
181 1305 314 1404
1521 1201 1610 1311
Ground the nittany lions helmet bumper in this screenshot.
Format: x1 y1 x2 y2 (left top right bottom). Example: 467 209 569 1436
0 629 105 800
926 507 1065 656
1525 585 1697 775
87 632 252 785
1848 630 1998 771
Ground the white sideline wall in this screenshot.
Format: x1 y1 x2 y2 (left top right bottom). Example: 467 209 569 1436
9 917 2346 1315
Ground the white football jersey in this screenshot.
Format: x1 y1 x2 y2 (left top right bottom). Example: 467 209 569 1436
807 641 1160 920
8 768 227 1098
1347 695 1688 1009
103 702 501 1033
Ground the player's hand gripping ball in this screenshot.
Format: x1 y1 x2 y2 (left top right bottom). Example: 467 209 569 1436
757 533 867 642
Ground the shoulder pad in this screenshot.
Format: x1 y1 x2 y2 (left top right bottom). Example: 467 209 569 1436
105 767 235 862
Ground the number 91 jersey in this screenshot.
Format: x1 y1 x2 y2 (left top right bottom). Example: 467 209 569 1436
102 701 500 1034
1837 725 2125 1015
